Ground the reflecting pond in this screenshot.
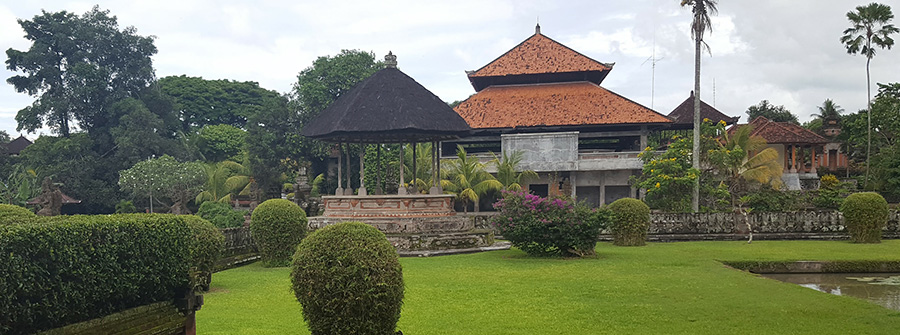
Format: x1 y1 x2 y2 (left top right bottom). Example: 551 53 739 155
762 273 900 311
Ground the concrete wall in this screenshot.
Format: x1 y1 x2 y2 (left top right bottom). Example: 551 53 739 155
501 132 578 172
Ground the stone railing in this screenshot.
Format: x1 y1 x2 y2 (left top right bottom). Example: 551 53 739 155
217 227 258 271
467 211 900 241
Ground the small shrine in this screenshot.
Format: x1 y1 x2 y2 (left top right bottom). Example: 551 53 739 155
301 53 501 254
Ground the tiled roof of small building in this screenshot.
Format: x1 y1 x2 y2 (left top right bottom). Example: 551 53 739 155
667 92 739 125
468 32 612 78
453 81 672 129
730 117 828 144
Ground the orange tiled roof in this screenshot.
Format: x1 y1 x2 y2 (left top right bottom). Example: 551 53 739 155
730 117 828 144
453 81 672 129
469 33 612 78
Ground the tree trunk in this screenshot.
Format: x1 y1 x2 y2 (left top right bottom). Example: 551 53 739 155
864 57 871 187
692 35 701 213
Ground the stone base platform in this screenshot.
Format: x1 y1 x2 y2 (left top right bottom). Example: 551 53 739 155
308 215 497 253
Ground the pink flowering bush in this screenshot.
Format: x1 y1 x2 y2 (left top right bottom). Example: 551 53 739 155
492 191 609 257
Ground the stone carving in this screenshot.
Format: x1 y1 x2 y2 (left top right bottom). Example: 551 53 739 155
35 177 62 216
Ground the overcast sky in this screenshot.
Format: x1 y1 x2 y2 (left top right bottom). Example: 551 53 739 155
1 0 899 139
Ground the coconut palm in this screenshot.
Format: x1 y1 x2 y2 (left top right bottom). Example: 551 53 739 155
680 0 719 212
491 151 538 191
812 99 844 120
840 2 899 186
441 146 502 212
712 125 783 198
195 160 252 204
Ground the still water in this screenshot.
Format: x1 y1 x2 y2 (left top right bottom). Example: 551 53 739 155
762 273 900 311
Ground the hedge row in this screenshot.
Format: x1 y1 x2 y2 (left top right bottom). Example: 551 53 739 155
0 213 211 334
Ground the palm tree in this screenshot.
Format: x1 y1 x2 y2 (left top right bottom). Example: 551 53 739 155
441 146 502 212
680 0 718 213
491 151 538 191
195 160 252 205
712 125 783 201
840 2 899 187
812 99 844 121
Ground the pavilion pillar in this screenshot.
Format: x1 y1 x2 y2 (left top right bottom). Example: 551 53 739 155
410 143 418 194
376 144 383 195
358 142 367 196
791 145 797 173
430 140 440 194
336 143 343 195
824 148 830 169
784 144 790 171
398 143 407 195
810 146 817 174
345 144 352 195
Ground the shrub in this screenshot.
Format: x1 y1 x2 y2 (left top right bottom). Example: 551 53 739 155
0 204 36 223
746 186 800 212
250 199 307 267
812 174 848 210
181 215 225 292
492 191 607 257
608 198 650 246
291 222 403 335
115 200 139 213
840 192 889 243
197 201 245 228
0 214 193 334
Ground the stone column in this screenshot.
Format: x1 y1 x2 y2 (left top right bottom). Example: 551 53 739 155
398 142 407 195
810 146 817 174
410 142 418 194
784 144 790 171
335 142 343 195
345 143 352 195
791 145 797 173
376 144 383 195
358 142 367 196
430 140 440 194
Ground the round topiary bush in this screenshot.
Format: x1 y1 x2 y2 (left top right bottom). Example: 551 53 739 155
250 199 307 267
608 198 650 246
181 215 225 291
291 222 403 335
840 192 888 243
0 204 36 223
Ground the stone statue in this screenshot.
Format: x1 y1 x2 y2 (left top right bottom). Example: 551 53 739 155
36 177 62 216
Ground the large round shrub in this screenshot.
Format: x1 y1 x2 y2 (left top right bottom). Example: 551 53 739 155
197 201 245 228
291 222 403 335
0 204 36 223
608 198 650 246
840 192 888 243
181 215 225 291
250 199 307 266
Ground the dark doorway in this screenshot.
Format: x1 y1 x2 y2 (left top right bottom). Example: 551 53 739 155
530 184 549 198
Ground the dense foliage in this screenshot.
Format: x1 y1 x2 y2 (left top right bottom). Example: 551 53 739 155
197 201 245 228
812 175 849 209
181 215 225 291
118 155 206 213
745 100 799 124
0 214 193 334
291 222 403 335
250 199 307 266
841 192 889 243
0 204 35 222
607 198 650 246
493 191 607 257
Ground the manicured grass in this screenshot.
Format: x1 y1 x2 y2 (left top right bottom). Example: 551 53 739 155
199 240 900 334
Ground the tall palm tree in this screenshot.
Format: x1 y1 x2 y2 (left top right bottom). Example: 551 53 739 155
491 151 538 191
441 146 502 212
716 125 783 191
840 2 899 187
195 160 252 205
812 99 844 120
680 0 718 213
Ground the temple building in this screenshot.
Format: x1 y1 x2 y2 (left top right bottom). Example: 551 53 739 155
448 25 674 207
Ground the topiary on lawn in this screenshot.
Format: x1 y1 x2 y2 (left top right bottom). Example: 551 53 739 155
608 198 650 246
840 192 888 243
291 222 403 335
250 199 307 267
0 204 36 223
181 215 225 291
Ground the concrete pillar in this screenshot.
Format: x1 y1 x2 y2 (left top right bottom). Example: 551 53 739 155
810 146 817 174
358 142 367 196
791 145 797 173
784 144 790 171
335 143 343 195
345 144 352 195
430 141 441 195
639 126 648 150
376 144 383 195
398 142 407 195
410 143 418 194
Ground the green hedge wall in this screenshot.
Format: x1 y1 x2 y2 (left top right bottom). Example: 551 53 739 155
0 204 36 223
0 214 194 334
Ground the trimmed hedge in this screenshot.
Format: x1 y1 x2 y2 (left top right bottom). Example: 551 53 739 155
250 199 307 267
608 198 650 246
0 214 193 334
291 222 404 335
841 192 889 243
0 204 36 223
197 201 245 228
181 215 225 291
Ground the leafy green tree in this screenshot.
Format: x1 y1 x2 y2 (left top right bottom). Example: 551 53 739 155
5 6 156 137
680 0 718 213
118 155 205 213
246 95 305 198
109 98 181 166
195 124 247 162
746 100 799 124
491 151 538 191
158 75 282 130
441 146 502 212
841 2 898 186
195 160 252 204
0 166 41 207
294 50 384 123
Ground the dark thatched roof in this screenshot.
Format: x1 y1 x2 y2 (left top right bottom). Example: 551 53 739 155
667 92 739 127
301 67 471 143
6 136 32 155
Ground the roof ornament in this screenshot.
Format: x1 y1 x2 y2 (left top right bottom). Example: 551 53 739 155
535 22 541 35
385 51 397 68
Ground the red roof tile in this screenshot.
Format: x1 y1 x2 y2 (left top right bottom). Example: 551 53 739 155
453 81 672 129
469 33 612 78
730 117 828 144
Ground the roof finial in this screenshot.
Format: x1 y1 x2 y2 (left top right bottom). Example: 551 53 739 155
535 20 541 35
385 51 397 68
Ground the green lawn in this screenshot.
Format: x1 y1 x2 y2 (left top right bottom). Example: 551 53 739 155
199 240 900 334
